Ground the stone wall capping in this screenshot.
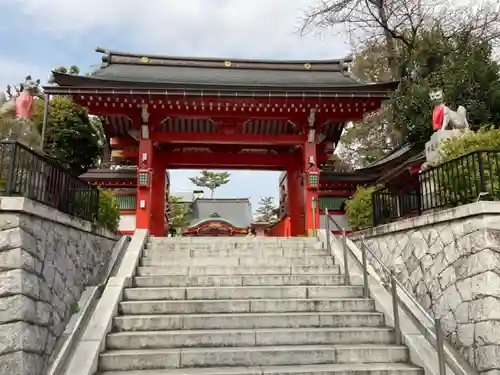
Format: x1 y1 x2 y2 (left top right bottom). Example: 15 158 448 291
345 201 500 374
0 197 119 240
61 230 148 375
350 201 500 240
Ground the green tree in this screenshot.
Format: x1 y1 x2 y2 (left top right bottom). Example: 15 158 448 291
255 196 278 223
32 96 101 175
189 170 230 198
168 196 191 231
49 65 80 83
96 187 120 231
338 41 403 167
301 0 500 80
394 29 500 144
345 185 380 230
32 65 103 175
302 0 500 158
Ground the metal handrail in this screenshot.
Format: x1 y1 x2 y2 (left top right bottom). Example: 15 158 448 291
323 209 477 375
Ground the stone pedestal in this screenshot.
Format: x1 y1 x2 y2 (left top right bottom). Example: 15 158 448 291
424 129 463 165
421 130 463 209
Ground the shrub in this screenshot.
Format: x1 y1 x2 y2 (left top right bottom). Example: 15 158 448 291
96 187 120 231
439 126 500 161
430 126 500 206
346 185 379 231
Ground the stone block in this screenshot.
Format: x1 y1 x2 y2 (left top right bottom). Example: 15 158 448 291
455 249 500 279
0 269 39 299
0 322 48 355
0 295 37 324
35 301 51 326
0 214 20 231
469 297 500 321
44 332 56 355
41 261 55 289
0 351 45 375
457 323 475 347
475 321 500 346
476 345 500 372
38 280 51 303
52 271 65 300
0 248 43 275
0 228 36 255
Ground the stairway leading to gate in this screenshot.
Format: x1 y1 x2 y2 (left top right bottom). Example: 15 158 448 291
97 237 424 375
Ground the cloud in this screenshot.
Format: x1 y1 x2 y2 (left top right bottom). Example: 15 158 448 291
2 1 348 210
0 58 47 90
12 0 349 58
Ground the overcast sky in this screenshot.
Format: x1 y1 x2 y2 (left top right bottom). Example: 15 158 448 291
0 0 350 211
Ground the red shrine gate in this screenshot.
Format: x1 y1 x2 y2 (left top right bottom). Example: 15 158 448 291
44 48 397 237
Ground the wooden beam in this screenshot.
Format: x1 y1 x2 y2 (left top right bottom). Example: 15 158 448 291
151 132 306 145
161 151 294 170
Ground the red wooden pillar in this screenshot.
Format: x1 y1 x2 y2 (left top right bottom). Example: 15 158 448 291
136 137 154 231
303 142 320 236
287 165 306 236
150 164 166 236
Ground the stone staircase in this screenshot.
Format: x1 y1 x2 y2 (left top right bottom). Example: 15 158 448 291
97 237 424 375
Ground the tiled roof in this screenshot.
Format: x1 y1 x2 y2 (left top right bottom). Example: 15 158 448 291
46 47 399 94
189 198 252 229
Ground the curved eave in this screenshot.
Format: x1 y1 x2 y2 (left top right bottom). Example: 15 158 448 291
43 81 398 100
187 218 248 230
46 68 399 94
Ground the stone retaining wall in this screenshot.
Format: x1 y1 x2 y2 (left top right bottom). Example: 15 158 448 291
0 198 118 375
350 201 500 375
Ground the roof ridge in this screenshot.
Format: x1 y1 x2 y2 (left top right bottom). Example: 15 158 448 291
95 47 353 72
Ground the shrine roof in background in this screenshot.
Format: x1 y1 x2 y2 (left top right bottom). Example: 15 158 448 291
189 198 253 229
357 143 424 175
80 168 137 182
375 151 425 185
319 170 379 184
44 47 399 96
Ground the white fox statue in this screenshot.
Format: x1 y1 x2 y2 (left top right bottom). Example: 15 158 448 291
429 89 469 133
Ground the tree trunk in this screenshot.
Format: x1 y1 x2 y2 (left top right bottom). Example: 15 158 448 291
373 0 400 79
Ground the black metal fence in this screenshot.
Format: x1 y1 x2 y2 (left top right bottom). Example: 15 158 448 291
372 149 500 226
0 140 99 221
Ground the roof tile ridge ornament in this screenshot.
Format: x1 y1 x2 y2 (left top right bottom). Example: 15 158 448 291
340 56 355 78
96 46 112 66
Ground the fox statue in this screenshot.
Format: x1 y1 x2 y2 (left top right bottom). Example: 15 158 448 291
429 89 469 132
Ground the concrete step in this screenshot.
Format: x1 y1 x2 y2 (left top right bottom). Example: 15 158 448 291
140 256 335 267
106 327 395 350
113 312 386 331
143 248 329 258
119 298 375 315
148 239 319 249
136 265 341 277
133 274 346 287
123 286 364 301
98 362 424 375
99 345 409 371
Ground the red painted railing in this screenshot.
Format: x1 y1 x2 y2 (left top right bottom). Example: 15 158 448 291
268 216 291 237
